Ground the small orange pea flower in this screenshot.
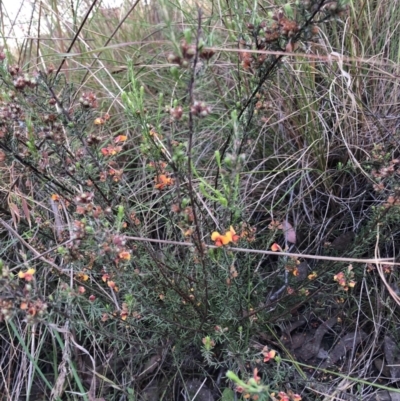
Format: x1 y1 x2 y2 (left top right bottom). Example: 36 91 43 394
20 301 28 310
75 272 89 281
114 135 127 143
211 226 239 246
108 168 123 182
271 243 282 252
211 231 232 246
268 220 281 229
18 268 36 281
94 117 105 125
229 226 240 243
149 128 162 139
278 392 290 401
107 280 118 291
262 345 276 362
101 145 122 156
120 303 129 320
154 174 174 190
333 272 345 285
308 271 318 280
118 251 131 261
51 194 60 201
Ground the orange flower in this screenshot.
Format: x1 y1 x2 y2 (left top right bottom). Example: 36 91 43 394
114 135 127 143
271 243 282 252
334 268 356 291
333 272 345 285
20 301 28 310
230 226 240 243
101 145 122 156
278 392 290 401
154 174 174 190
211 231 231 246
107 280 118 291
108 168 123 182
308 271 317 280
75 272 89 281
118 251 131 260
262 346 276 362
120 303 129 320
51 194 60 201
268 220 281 229
149 128 162 139
211 226 239 246
94 117 105 125
18 268 36 281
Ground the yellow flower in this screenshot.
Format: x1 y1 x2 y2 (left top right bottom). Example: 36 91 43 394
211 226 239 246
211 231 231 246
75 272 89 281
18 268 36 281
308 271 318 280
